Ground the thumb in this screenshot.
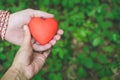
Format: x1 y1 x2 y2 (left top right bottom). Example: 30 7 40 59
22 25 31 47
12 25 32 67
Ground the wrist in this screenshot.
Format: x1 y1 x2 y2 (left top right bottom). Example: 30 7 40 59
5 14 13 41
0 10 10 40
10 65 29 79
1 66 28 80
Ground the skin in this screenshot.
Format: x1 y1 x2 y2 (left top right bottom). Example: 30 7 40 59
1 9 64 80
2 25 54 80
5 9 63 51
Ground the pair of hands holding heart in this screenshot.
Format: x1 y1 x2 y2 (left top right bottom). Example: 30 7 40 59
1 9 63 80
5 9 63 51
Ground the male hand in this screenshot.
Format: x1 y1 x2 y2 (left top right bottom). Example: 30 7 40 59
11 25 52 79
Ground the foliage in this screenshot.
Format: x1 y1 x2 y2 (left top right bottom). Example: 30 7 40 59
0 0 120 80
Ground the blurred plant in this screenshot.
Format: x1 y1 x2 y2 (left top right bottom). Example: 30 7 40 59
0 0 120 80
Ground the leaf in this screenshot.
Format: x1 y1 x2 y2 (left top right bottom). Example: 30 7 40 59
101 77 109 80
98 54 107 63
78 67 88 78
104 67 113 76
53 0 61 5
7 0 16 3
92 37 103 47
78 53 87 60
3 62 10 68
0 54 6 60
83 46 90 54
83 58 94 69
99 21 113 30
103 46 114 53
62 0 68 8
0 47 4 52
98 69 105 77
43 0 50 5
112 33 120 42
48 73 63 80
90 51 98 59
0 73 3 78
93 63 103 70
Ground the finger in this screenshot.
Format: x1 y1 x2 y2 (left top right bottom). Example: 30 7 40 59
34 49 51 60
29 49 51 74
35 41 39 45
22 25 31 47
31 38 35 44
49 39 56 46
29 53 45 75
14 25 32 64
53 29 63 40
53 35 61 41
29 9 54 18
57 29 64 35
33 43 51 51
42 49 51 58
12 25 33 66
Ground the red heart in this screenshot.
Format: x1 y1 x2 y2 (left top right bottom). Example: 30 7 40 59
28 17 58 45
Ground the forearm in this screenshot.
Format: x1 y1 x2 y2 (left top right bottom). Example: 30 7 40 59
1 67 28 80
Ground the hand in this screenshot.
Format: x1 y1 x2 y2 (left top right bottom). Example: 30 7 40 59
5 9 63 51
11 25 52 79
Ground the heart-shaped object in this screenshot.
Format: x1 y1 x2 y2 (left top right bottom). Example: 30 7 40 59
28 17 58 45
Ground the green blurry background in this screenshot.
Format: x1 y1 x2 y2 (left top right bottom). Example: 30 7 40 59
0 0 120 80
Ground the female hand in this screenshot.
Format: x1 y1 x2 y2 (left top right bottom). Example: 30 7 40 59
5 9 63 51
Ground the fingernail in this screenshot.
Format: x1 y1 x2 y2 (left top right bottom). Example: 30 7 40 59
52 14 54 17
24 25 27 31
50 14 54 17
59 30 64 35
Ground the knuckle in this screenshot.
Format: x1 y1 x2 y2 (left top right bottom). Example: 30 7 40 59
26 8 33 12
